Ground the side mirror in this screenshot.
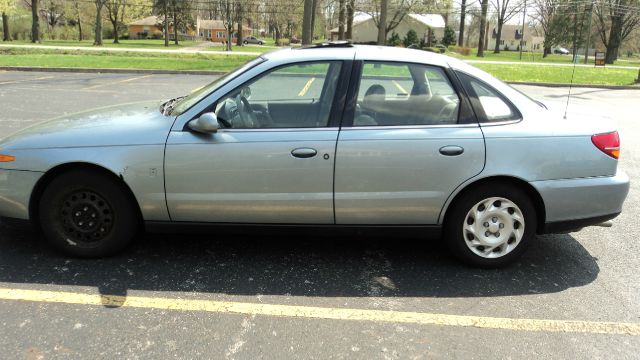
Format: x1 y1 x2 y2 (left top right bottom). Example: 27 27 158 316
188 112 219 133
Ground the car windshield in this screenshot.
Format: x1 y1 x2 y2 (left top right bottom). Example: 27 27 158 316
169 57 265 116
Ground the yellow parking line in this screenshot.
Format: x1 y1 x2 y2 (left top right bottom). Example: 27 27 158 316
0 288 638 335
83 74 153 90
392 80 408 94
298 77 316 97
0 75 54 85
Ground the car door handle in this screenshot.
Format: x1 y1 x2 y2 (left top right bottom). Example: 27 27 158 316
291 148 318 158
439 145 464 156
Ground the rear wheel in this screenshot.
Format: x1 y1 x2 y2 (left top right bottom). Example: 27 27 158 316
39 170 139 257
445 182 536 268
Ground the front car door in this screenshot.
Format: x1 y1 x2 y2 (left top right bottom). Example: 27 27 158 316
164 60 348 224
334 60 486 224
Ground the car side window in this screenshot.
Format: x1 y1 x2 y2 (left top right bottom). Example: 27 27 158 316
214 61 342 129
457 72 520 123
353 62 460 127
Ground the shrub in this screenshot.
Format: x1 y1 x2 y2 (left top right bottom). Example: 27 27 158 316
276 38 290 46
451 46 471 56
441 26 456 47
387 31 401 46
403 29 419 48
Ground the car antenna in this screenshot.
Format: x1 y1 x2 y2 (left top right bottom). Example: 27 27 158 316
563 4 590 120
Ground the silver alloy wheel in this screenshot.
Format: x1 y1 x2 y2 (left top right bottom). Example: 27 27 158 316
462 197 525 258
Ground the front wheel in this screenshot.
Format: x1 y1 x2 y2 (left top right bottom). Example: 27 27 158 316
445 183 537 268
39 170 139 257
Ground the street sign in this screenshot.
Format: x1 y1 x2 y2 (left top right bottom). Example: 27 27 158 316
595 51 606 67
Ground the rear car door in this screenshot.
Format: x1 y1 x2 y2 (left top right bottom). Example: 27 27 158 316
164 61 346 224
334 61 486 224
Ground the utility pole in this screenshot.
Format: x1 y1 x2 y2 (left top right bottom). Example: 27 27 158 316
519 0 526 60
584 0 594 64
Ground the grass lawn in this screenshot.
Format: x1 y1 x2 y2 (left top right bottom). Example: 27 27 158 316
0 48 251 72
9 39 198 49
1 47 637 86
206 44 280 53
448 48 640 66
474 63 639 86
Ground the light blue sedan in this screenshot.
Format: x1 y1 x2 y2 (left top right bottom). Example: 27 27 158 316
0 43 629 267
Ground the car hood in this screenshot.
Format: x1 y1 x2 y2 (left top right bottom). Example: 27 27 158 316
0 101 174 150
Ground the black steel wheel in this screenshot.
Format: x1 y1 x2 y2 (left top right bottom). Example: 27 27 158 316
39 169 139 257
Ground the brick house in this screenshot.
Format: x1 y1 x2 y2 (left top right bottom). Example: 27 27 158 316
196 18 252 43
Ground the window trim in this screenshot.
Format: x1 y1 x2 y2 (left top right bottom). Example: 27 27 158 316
187 60 350 131
454 70 523 125
340 60 477 128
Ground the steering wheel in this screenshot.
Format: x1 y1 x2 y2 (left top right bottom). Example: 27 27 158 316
237 95 258 128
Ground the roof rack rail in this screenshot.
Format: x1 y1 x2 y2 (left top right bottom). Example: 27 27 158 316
297 40 353 49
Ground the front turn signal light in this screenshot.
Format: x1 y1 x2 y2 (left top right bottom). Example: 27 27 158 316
0 155 15 162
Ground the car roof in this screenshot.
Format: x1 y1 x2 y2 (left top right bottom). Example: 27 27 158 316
262 45 451 68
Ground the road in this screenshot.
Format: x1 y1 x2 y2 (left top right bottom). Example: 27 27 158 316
0 71 638 359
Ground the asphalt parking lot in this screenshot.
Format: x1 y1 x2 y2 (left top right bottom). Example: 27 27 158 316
0 70 638 359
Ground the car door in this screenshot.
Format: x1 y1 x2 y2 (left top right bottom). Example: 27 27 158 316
334 61 485 224
164 61 346 224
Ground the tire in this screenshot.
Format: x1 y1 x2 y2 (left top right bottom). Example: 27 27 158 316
243 41 248 45
444 182 537 268
39 170 139 257
258 41 263 45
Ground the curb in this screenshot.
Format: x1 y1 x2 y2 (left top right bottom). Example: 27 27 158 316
1 66 639 89
0 66 227 76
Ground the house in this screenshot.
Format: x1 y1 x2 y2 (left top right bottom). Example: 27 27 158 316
128 15 195 40
490 24 544 51
196 18 252 43
330 12 446 44
128 16 163 39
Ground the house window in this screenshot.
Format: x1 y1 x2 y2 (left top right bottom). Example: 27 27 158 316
522 41 527 46
143 26 150 32
216 31 225 39
500 40 504 45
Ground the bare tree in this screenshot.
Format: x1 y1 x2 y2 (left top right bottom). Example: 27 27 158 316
365 0 424 45
595 0 640 63
492 0 523 53
302 0 313 44
458 0 467 46
104 0 125 44
93 0 106 45
220 0 236 51
346 0 354 39
477 0 488 56
338 0 345 40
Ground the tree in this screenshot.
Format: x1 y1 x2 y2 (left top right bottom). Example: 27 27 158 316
477 0 488 56
531 0 573 57
377 0 387 44
442 25 456 46
0 0 15 41
302 0 313 44
93 0 106 45
595 0 640 64
403 28 418 47
458 0 467 46
346 0 354 39
338 0 345 40
235 0 242 46
28 0 39 42
219 0 236 51
364 0 425 45
104 0 125 44
491 0 523 53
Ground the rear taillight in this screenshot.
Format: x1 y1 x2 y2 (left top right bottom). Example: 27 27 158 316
591 131 620 159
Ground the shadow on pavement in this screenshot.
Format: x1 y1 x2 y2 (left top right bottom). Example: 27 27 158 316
0 221 599 303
